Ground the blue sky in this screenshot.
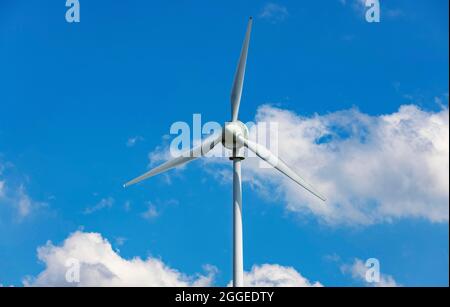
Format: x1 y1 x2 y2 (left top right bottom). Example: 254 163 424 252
0 0 448 286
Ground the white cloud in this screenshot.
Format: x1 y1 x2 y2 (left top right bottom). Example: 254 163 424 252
25 232 323 287
241 264 322 287
140 199 179 220
141 203 159 220
83 197 114 215
340 0 404 20
126 136 144 147
341 258 399 287
259 3 289 23
146 138 188 185
0 178 46 219
148 145 173 166
146 103 448 226
25 231 216 287
240 104 449 225
1 160 49 219
339 0 368 18
16 185 33 217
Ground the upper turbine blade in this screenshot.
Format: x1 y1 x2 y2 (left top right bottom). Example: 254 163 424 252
238 135 326 201
231 17 253 122
124 130 223 188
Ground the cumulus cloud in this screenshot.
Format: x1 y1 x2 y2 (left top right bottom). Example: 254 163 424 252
341 258 399 287
241 264 322 287
25 231 216 287
240 104 449 225
25 232 323 287
145 103 448 226
258 3 289 23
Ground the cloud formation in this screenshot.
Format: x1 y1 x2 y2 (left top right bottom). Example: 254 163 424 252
339 0 404 20
242 264 322 287
242 104 449 225
258 3 289 23
341 258 399 287
25 231 322 287
0 162 46 219
147 103 448 226
141 202 159 220
126 136 144 148
83 197 114 215
26 231 216 287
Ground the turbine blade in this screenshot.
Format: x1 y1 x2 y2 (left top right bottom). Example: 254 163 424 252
238 136 326 201
124 131 223 188
231 17 253 122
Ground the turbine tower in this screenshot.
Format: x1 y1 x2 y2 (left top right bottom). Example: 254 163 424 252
124 17 326 287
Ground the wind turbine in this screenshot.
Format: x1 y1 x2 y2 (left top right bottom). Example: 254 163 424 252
124 17 326 287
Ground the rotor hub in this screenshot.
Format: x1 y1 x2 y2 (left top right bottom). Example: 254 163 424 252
223 121 249 151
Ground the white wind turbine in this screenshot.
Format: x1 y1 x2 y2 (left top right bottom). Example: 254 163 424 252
124 17 326 287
